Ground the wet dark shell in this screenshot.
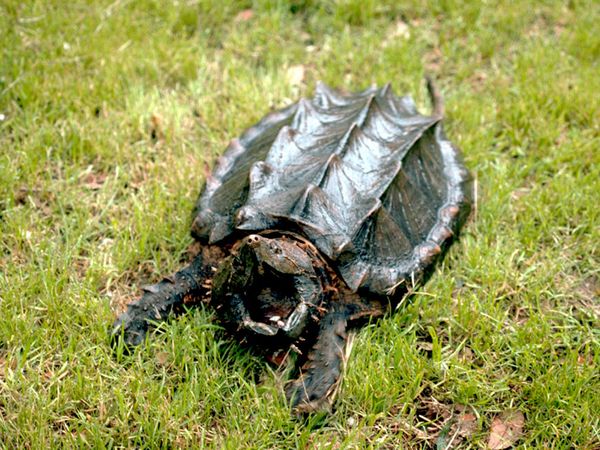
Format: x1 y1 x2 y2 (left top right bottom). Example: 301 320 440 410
192 82 472 297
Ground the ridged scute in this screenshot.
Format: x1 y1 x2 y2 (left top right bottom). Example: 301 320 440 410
193 83 472 296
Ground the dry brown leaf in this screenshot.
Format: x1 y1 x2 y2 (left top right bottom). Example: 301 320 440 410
155 351 170 366
286 64 306 87
487 410 525 449
234 9 254 23
457 412 478 438
82 172 108 190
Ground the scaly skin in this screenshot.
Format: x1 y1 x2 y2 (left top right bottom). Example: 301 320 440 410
112 245 223 346
112 80 472 414
112 233 357 412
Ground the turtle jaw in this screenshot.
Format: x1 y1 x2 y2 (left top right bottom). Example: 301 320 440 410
240 301 309 338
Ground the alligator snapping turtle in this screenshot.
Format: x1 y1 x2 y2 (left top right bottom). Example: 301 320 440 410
112 79 472 413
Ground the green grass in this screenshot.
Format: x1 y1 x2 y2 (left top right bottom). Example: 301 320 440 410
1 0 598 447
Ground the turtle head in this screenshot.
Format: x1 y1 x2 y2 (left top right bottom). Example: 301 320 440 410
212 234 325 342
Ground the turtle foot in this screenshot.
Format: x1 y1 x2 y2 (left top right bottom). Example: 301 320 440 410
111 309 149 348
285 309 349 414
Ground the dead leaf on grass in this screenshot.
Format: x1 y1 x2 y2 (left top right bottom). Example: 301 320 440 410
457 411 478 438
81 172 108 190
13 185 54 216
155 351 170 366
234 9 254 23
510 187 530 201
487 410 525 449
437 407 480 448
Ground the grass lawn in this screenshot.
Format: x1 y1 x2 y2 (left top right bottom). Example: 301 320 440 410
1 0 598 447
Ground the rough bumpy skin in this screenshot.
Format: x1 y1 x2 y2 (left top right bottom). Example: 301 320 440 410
113 80 473 413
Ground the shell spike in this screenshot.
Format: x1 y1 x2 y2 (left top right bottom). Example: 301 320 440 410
378 82 407 116
265 126 302 169
314 81 345 108
291 98 321 133
355 94 376 127
334 123 363 158
380 82 393 97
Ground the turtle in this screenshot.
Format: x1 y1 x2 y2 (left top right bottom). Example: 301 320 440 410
112 78 473 413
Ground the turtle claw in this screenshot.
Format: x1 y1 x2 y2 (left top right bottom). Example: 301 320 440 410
111 310 149 348
285 377 335 414
285 309 349 413
110 252 214 350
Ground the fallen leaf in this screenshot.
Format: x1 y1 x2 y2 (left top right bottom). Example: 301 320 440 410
457 412 478 438
155 351 170 366
286 64 306 87
82 172 108 190
487 410 525 449
234 9 254 22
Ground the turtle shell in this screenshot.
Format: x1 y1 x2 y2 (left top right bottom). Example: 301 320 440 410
192 82 472 297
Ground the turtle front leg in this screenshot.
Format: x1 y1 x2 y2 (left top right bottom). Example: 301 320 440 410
112 246 219 347
285 307 351 413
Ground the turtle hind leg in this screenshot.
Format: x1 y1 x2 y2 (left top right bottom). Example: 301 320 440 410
285 307 352 413
111 246 220 348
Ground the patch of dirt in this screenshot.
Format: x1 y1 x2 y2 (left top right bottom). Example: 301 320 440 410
374 397 480 448
72 256 90 280
14 185 55 217
468 71 489 92
79 169 108 190
526 11 569 38
577 276 599 305
185 240 203 261
554 272 600 321
105 260 158 314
